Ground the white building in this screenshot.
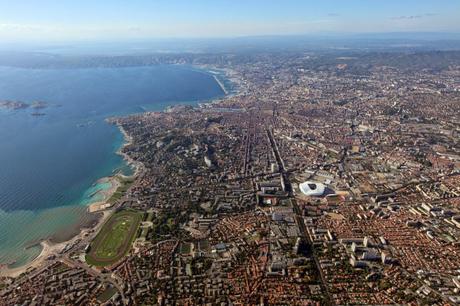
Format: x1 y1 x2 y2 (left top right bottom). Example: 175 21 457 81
299 181 326 196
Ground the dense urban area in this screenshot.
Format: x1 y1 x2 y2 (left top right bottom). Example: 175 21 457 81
1 49 460 305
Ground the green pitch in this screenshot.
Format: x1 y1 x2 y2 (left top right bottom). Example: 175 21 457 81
86 210 142 266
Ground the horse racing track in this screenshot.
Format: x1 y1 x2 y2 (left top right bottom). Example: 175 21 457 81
86 210 142 267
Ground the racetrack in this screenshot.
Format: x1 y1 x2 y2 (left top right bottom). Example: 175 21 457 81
86 210 142 267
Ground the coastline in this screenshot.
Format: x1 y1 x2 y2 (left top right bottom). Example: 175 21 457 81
184 64 239 99
0 127 138 278
212 74 228 95
0 64 231 279
115 122 144 178
0 240 60 278
0 210 113 278
86 176 121 213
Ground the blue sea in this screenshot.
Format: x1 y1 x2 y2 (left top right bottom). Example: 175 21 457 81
0 65 225 267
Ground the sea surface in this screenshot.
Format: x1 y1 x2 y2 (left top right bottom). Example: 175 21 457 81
0 65 225 267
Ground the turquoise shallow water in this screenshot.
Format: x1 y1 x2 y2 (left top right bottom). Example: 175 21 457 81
0 65 225 267
80 181 113 205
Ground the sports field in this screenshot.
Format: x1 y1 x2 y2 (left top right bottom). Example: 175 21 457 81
86 210 142 266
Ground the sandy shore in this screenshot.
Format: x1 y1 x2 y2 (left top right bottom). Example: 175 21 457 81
0 209 112 278
0 121 142 279
88 124 143 213
0 240 58 278
212 74 228 95
87 176 121 213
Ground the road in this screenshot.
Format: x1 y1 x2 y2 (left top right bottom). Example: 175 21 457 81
266 125 334 305
61 256 127 304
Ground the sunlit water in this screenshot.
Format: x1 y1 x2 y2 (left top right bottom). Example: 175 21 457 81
0 65 224 267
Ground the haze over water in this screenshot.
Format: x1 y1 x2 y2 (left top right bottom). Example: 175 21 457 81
0 65 225 267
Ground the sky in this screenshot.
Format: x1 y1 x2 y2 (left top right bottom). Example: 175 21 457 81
0 0 459 42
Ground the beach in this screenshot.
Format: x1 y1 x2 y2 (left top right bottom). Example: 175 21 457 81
212 74 228 95
0 209 113 278
86 176 121 213
0 65 226 278
0 174 123 278
0 132 137 278
0 118 146 278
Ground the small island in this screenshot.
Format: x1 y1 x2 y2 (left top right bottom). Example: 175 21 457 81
30 101 48 109
0 100 49 113
0 100 29 110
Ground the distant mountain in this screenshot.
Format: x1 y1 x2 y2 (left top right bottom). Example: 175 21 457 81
1 33 460 56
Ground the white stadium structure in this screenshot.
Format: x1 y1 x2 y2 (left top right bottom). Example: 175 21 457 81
299 181 326 197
